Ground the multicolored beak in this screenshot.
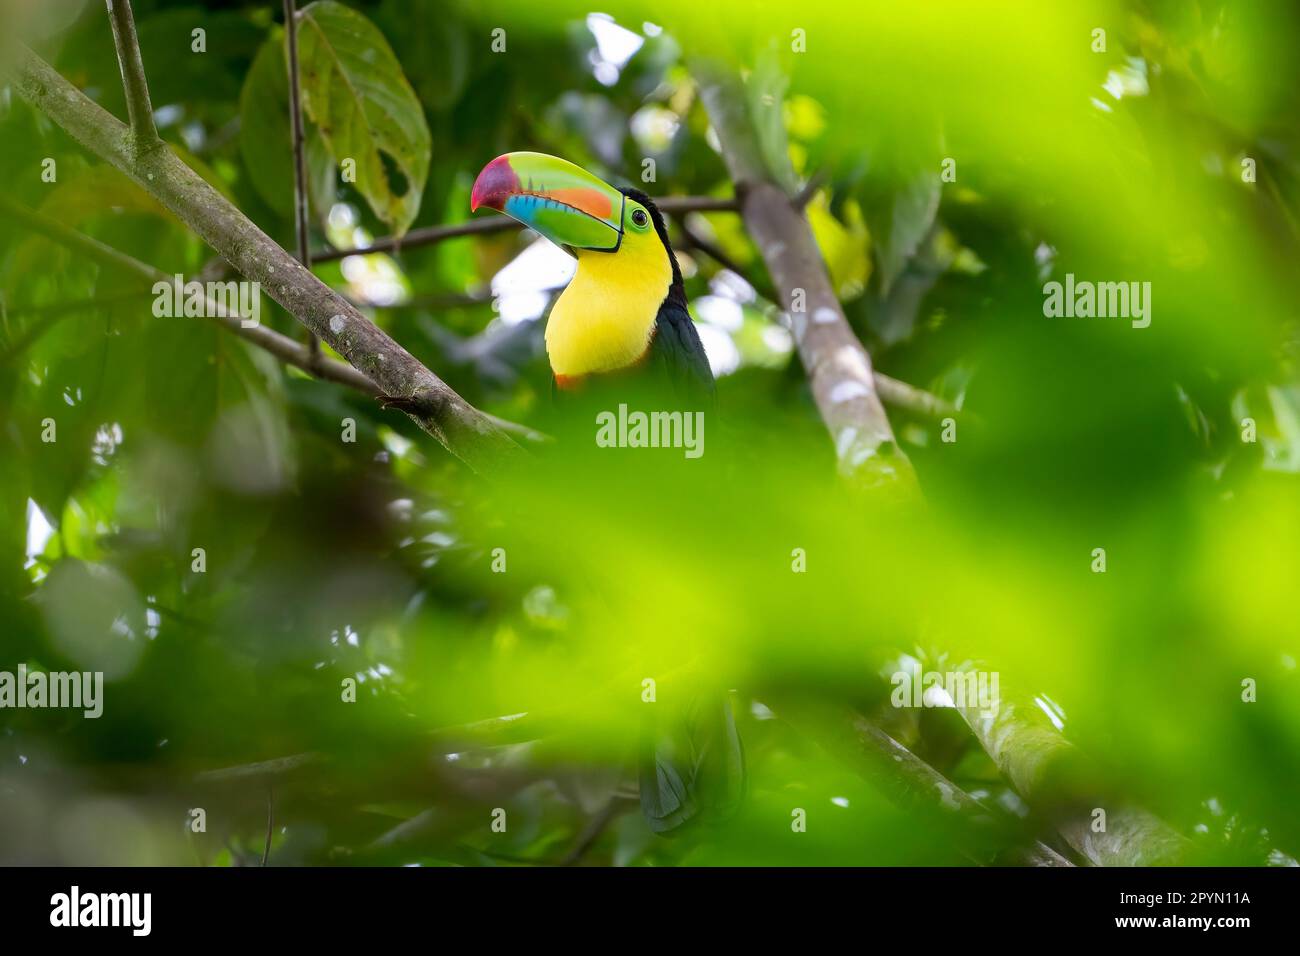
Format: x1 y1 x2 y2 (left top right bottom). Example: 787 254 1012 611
471 152 625 253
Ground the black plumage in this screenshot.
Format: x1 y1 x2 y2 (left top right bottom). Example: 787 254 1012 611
620 187 715 406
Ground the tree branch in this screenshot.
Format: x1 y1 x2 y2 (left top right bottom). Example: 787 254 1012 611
196 752 321 783
872 373 962 421
9 44 521 472
676 216 759 289
768 696 1072 866
261 783 274 867
313 195 740 264
694 59 914 491
669 215 960 422
281 0 319 361
559 797 637 866
104 0 159 150
951 678 1190 866
688 65 1175 863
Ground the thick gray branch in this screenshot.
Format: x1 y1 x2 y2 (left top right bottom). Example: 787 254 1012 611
10 45 521 472
770 696 1071 866
952 680 1190 866
695 60 912 489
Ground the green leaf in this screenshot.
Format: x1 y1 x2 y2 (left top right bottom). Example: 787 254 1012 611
142 314 293 479
746 46 798 194
240 29 338 224
1265 386 1300 472
875 170 941 297
296 1 432 236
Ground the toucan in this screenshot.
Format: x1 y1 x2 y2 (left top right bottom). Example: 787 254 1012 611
471 152 743 833
470 151 714 403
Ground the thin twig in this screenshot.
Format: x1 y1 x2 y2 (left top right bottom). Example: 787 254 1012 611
261 783 273 866
314 196 740 263
794 169 829 207
559 797 635 866
104 0 159 148
282 0 319 362
675 217 754 283
197 753 321 784
872 372 963 421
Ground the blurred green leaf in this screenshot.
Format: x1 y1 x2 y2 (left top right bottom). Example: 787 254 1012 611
746 45 798 194
874 170 941 298
136 7 269 109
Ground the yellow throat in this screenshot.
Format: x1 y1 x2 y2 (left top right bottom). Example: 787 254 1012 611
545 233 673 378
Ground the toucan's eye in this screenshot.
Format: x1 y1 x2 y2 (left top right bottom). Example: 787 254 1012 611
631 208 649 228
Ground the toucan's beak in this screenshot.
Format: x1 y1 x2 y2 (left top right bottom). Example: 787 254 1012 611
471 151 625 253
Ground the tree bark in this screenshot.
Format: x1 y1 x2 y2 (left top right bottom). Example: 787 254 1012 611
694 60 914 491
104 0 159 149
769 695 1072 866
281 0 319 361
953 682 1190 865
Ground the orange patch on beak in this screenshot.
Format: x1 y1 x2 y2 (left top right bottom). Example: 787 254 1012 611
544 188 614 221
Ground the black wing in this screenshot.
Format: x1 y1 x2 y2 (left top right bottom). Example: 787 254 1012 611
648 298 715 406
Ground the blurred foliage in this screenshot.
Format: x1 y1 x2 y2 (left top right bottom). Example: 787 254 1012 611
0 0 1298 866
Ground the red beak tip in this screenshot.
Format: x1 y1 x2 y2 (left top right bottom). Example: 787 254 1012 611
471 155 519 213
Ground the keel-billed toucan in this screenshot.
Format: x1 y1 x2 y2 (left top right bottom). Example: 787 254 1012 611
471 152 742 833
471 151 714 402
